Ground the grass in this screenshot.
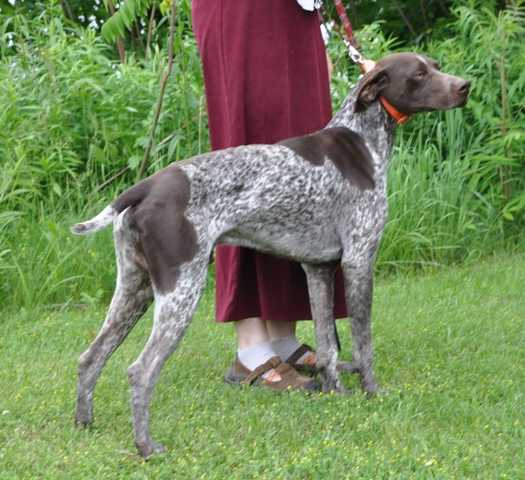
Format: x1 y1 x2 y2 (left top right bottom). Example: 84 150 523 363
1 254 524 479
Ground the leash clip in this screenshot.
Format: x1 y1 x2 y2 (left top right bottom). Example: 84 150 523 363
348 44 364 66
348 45 376 74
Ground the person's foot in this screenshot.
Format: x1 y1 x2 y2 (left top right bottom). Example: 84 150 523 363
237 341 283 381
284 343 319 374
224 356 319 392
285 344 358 375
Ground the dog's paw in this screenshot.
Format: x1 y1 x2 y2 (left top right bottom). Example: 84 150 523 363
371 386 389 397
336 361 360 374
74 408 93 428
319 376 351 395
137 440 167 459
361 381 382 397
74 418 93 428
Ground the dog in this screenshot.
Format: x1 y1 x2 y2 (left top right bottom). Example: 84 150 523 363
71 53 470 458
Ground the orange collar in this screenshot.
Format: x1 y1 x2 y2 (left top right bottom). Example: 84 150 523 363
379 97 410 125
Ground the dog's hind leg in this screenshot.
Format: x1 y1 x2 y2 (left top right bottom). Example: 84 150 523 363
75 218 152 427
127 257 209 459
302 263 344 393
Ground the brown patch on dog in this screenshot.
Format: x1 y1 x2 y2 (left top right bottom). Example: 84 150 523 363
279 127 375 190
127 166 198 294
112 178 153 214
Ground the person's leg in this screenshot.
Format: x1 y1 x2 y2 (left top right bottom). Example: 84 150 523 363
193 0 338 381
266 320 316 366
234 317 282 381
235 316 272 349
265 319 296 340
234 318 314 381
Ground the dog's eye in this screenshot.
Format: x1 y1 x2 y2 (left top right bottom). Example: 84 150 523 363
414 71 426 79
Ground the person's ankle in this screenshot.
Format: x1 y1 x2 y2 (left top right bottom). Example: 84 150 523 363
237 341 282 382
270 335 300 360
271 335 316 365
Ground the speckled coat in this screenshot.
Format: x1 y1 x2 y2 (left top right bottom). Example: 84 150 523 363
70 52 470 457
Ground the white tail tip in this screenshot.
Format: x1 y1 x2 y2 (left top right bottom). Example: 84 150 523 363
71 206 117 236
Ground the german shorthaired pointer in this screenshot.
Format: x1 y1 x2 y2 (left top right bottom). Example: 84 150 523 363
71 53 470 458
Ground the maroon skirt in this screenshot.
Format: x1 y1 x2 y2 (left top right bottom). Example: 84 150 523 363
192 0 348 322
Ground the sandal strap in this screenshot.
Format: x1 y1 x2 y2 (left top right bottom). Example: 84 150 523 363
241 356 282 385
271 361 317 389
286 343 314 365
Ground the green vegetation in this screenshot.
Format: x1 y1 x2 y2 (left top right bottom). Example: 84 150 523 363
1 2 523 309
1 255 524 478
1 4 204 308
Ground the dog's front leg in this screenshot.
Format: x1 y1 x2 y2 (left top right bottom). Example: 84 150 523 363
341 259 379 395
302 263 343 393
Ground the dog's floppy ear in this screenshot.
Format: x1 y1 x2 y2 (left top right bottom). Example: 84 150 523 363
354 67 389 112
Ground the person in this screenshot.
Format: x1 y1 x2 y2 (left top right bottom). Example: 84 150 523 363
192 0 347 389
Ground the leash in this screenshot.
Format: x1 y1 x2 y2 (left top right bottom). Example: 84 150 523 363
331 0 410 125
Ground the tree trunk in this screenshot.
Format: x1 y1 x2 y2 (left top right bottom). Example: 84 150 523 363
60 0 74 21
138 0 178 178
146 5 157 60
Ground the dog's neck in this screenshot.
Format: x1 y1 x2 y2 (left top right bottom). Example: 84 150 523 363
326 89 396 179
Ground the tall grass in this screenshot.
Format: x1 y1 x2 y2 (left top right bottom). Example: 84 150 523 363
0 2 523 309
0 7 204 206
0 5 205 309
379 111 505 269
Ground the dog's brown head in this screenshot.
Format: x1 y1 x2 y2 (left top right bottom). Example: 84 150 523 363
355 53 470 115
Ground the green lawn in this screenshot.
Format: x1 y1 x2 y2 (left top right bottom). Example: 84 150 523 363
1 254 524 479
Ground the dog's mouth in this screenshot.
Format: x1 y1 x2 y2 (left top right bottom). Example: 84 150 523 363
432 78 471 110
437 85 470 111
453 92 469 109
454 80 471 107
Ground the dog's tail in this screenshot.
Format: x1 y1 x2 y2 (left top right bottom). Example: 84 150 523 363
71 178 152 236
70 205 118 235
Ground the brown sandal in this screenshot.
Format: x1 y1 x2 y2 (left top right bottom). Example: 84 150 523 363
286 344 318 375
224 356 319 392
286 344 358 375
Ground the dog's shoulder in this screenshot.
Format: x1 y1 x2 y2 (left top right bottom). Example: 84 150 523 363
278 127 375 190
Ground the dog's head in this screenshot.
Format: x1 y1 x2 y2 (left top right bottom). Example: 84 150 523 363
354 53 470 115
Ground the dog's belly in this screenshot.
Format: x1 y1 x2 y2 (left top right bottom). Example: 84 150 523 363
218 221 342 264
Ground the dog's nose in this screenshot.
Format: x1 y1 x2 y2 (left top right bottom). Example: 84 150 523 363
458 80 470 94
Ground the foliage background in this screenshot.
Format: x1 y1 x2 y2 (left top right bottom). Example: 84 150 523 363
0 0 524 309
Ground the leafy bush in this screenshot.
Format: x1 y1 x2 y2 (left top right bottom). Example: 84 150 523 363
0 2 523 309
0 5 205 308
